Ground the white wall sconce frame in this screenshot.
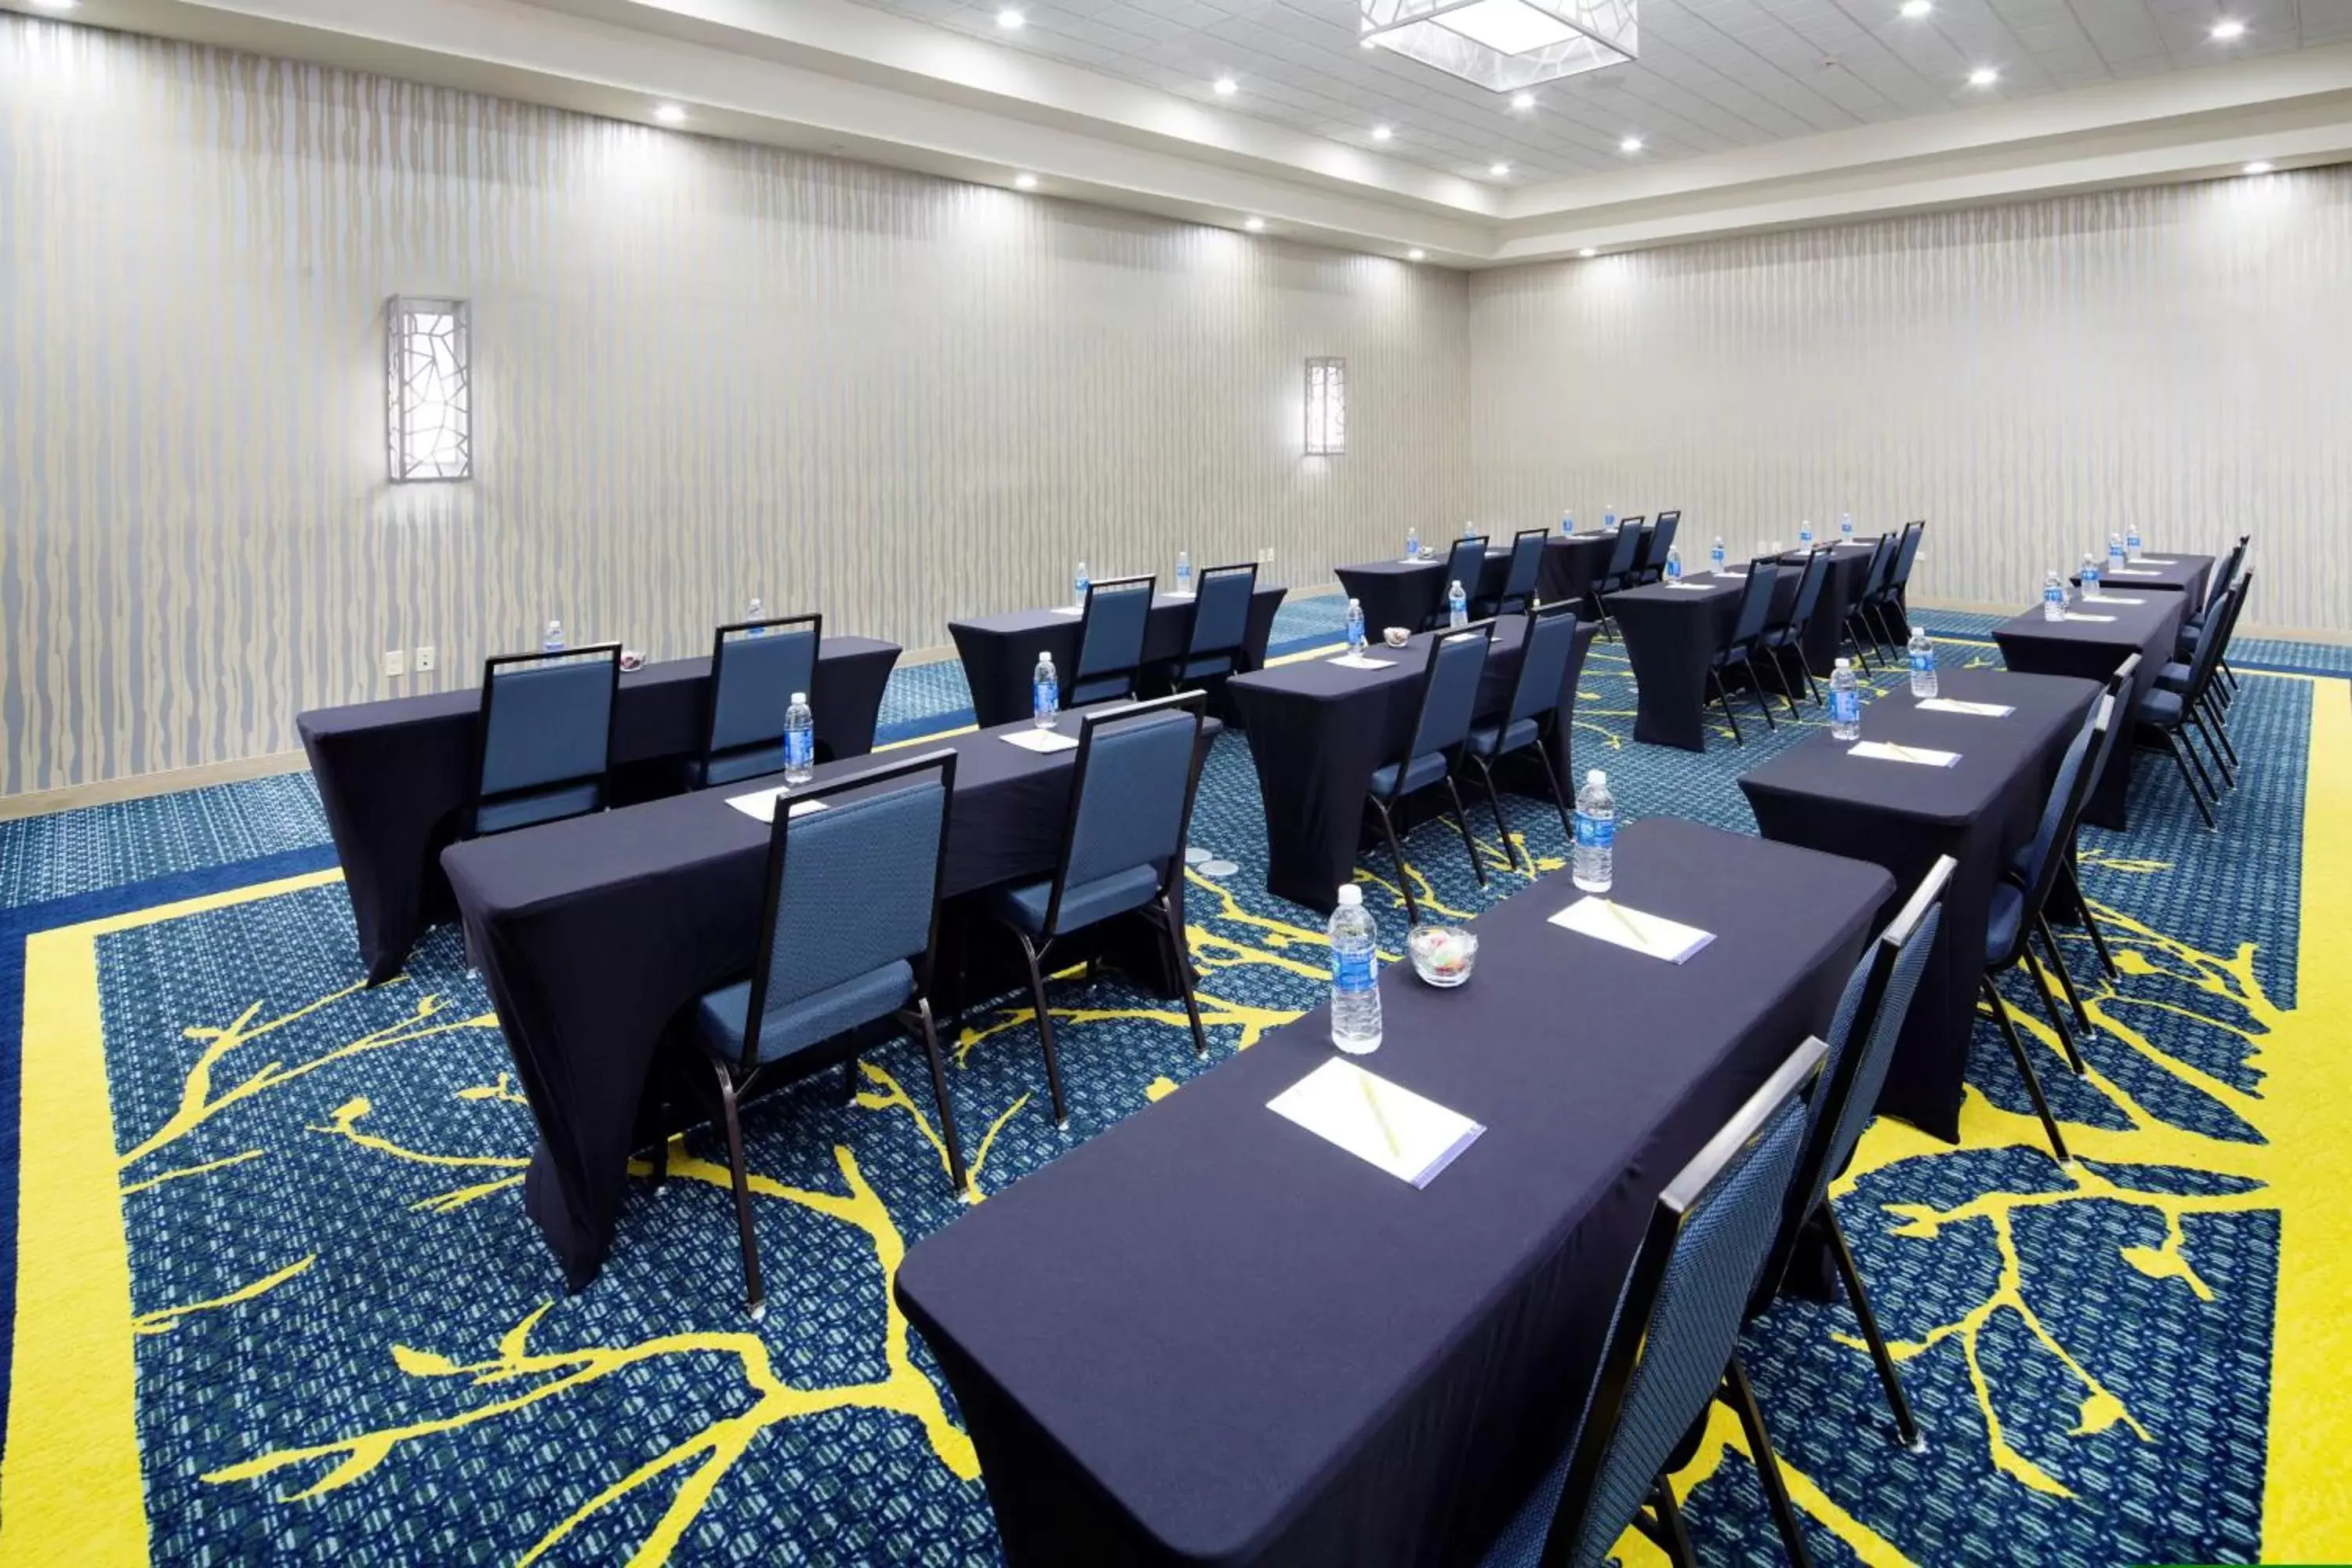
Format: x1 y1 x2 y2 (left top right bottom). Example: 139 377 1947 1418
386 296 473 482
1305 356 1347 456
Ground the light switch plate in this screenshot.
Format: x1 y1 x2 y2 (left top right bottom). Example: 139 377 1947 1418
383 648 406 678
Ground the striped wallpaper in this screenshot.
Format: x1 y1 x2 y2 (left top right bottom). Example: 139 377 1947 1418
0 17 1471 795
1467 173 2352 635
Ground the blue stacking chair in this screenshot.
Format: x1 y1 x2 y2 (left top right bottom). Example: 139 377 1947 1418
1708 561 1786 744
989 691 1210 1127
1857 521 1925 649
2173 534 2247 690
1367 622 1494 927
690 612 821 788
1479 530 1548 617
674 748 961 1316
1984 694 2115 1163
2033 655 2138 987
1171 562 1258 688
1462 604 1582 872
1071 575 1157 705
1482 1036 1830 1568
1428 535 1490 630
1635 509 1682 586
1588 517 1647 638
467 644 622 837
2148 575 2248 820
1756 856 1955 1452
1842 534 1898 670
1758 548 1831 706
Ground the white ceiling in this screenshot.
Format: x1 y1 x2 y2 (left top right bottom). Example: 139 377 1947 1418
848 0 2352 180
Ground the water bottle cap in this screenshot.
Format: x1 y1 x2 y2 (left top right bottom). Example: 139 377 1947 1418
1835 657 1851 670
1585 768 1606 787
791 692 806 704
1450 580 1465 593
1347 597 1361 611
1336 884 1363 907
1039 652 1054 664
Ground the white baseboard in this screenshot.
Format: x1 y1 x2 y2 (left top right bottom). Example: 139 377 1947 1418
0 749 311 822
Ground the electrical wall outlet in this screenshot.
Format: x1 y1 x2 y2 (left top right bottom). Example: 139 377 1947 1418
383 648 406 679
414 644 436 673
1258 546 1276 565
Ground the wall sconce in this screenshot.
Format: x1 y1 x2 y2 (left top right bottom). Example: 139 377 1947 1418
1305 356 1346 456
386 296 473 482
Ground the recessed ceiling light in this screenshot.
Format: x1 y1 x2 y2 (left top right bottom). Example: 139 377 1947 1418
652 103 687 125
1407 248 1427 260
1968 66 1998 86
2243 160 2273 174
1213 76 1238 95
1244 216 1265 231
1512 92 1535 110
996 7 1024 26
1014 172 1039 189
1619 134 1643 152
2210 19 2245 40
1372 125 1393 140
1899 0 1930 16
1490 161 1511 176
1579 247 1597 257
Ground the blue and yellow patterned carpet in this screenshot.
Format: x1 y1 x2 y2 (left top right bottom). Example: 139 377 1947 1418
4 600 2347 1566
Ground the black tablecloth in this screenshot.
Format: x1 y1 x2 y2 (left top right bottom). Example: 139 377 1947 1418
1333 551 1510 637
1774 544 1880 676
1606 571 1801 751
950 588 1284 729
1991 593 2183 831
441 708 1218 1289
1538 534 1617 619
895 818 1891 1568
299 637 900 984
2073 552 2214 607
1225 615 1598 913
1737 668 2099 1140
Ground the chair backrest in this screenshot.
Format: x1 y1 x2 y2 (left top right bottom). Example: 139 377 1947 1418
2187 575 2249 700
1861 533 1899 596
1730 561 1780 644
1505 603 1583 728
703 614 821 770
1403 620 1494 764
740 747 956 1071
1537 1037 1828 1568
1073 575 1157 695
1185 563 1257 657
475 645 622 808
1044 691 1207 934
1442 536 1490 606
1642 510 1682 572
1602 519 1646 580
1787 548 1831 629
2202 535 2249 619
1501 530 1548 602
1889 521 1926 590
2013 695 2112 943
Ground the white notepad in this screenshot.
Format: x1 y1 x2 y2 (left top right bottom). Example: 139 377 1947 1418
1917 698 2013 717
1329 654 1396 670
2079 595 2146 604
2138 557 2180 565
2104 570 2160 579
725 790 829 825
1163 591 1195 601
1049 606 1083 616
1849 740 1961 768
1001 728 1080 753
1400 556 1436 564
2060 612 2118 622
1549 896 1715 964
1665 582 1716 592
1267 1059 1484 1189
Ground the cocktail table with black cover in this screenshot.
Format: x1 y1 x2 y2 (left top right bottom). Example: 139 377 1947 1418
441 708 1219 1290
950 586 1285 729
298 637 902 985
1225 614 1597 913
1991 592 2184 831
1737 667 2100 1139
2074 552 2215 607
895 818 1892 1568
1605 569 1801 751
1333 550 1511 637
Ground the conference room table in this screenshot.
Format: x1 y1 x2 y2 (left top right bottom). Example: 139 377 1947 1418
950 585 1284 728
895 818 1892 1567
1738 668 2101 1141
1335 533 1629 635
1773 542 1883 675
1605 568 1803 751
299 637 901 985
1225 613 1598 914
441 706 1218 1290
1991 590 2184 831
2072 551 2214 608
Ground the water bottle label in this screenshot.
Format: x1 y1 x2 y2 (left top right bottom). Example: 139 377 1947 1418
1034 679 1057 716
1910 652 1932 673
1333 948 1377 993
786 728 814 770
1574 812 1615 851
1831 689 1861 725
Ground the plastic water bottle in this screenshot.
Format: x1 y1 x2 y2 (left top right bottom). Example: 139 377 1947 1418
1665 545 1682 583
1840 512 1855 545
1073 560 1090 609
746 597 765 636
2107 534 2126 579
2126 526 2143 563
1907 629 1938 699
1032 652 1058 728
1406 525 1421 560
1711 536 1727 572
1829 659 1862 740
1462 519 1477 540
783 692 815 785
1345 597 1367 655
1560 510 1575 535
1798 520 1814 547
2080 554 2102 599
543 619 565 654
2043 571 2067 622
1447 579 1468 628
1327 884 1382 1054
1604 506 1618 532
1175 550 1192 595
1573 769 1616 893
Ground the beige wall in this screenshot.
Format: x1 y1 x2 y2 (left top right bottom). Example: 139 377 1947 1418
0 18 1471 794
1467 173 2351 636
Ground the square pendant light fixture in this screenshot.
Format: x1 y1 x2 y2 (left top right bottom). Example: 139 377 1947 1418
1305 357 1346 456
1359 0 1635 93
386 296 473 482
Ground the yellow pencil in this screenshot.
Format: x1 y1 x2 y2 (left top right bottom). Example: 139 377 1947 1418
1603 898 1652 950
1357 1071 1404 1159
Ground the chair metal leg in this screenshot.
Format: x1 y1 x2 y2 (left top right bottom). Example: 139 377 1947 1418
2034 913 2091 1035
1824 1203 1922 1450
1474 757 1522 873
1651 1477 1700 1568
1531 736 1576 846
710 1061 768 1319
2155 731 2217 829
2202 699 2240 766
909 997 970 1195
1442 775 1487 887
2016 951 2084 1074
1983 975 2071 1162
1014 931 1070 1127
1766 644 1806 717
1369 797 1421 927
1158 895 1211 1060
2172 723 2221 801
2187 710 2234 789
1710 667 1746 746
1725 1356 1814 1568
2062 858 2118 980
1739 655 1779 731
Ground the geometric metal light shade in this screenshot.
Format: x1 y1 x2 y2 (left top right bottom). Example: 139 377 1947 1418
1360 0 1635 93
1305 357 1346 456
386 296 473 482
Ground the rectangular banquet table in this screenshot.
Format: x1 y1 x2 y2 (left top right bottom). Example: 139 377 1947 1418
1225 613 1597 913
1605 568 1802 751
1333 549 1508 637
950 586 1284 729
1991 592 2184 831
1774 543 1883 676
2072 551 2214 607
895 818 1893 1568
441 706 1218 1290
1537 532 1617 617
299 637 900 985
1737 668 2100 1140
